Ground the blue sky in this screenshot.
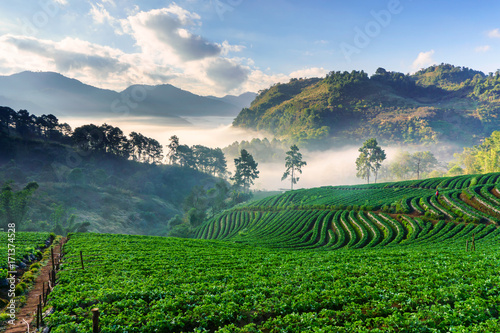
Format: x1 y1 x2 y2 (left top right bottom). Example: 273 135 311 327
0 0 499 96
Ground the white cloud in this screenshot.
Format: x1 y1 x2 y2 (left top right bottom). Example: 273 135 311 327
487 28 500 38
122 6 221 63
53 0 68 5
90 3 114 24
240 70 289 93
204 58 249 90
220 40 245 55
0 34 131 82
0 3 335 97
289 67 328 79
475 45 491 53
412 50 435 71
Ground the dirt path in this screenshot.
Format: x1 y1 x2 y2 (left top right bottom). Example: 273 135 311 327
5 238 65 333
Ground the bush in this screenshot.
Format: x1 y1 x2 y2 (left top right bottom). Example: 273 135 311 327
15 282 27 295
21 272 35 283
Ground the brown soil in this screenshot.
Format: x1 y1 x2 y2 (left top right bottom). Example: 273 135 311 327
4 238 65 333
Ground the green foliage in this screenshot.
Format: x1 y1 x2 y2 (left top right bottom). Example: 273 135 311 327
355 138 386 183
0 181 39 229
281 145 307 190
233 64 500 147
231 149 259 192
47 232 500 332
0 133 224 235
452 131 500 174
223 137 287 163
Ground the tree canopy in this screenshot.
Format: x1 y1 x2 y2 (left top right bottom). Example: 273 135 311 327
231 149 259 192
281 145 307 190
0 181 39 230
356 138 386 184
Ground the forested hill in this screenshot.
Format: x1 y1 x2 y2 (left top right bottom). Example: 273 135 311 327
0 108 232 236
233 64 500 147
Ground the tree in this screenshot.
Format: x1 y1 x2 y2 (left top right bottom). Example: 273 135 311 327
0 107 15 136
356 152 372 183
168 135 180 165
355 138 386 184
232 149 259 192
72 124 103 151
388 151 413 180
177 145 195 168
130 132 147 162
411 151 438 179
209 148 227 178
281 145 307 190
0 181 39 230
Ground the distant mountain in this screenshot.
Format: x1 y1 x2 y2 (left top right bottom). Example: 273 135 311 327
233 64 500 147
207 92 257 110
0 71 254 124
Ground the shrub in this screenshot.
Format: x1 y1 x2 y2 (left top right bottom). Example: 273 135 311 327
15 282 27 295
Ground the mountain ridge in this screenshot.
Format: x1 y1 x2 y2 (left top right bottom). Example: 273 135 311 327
0 71 256 124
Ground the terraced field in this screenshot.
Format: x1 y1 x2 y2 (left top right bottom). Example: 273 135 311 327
195 173 500 249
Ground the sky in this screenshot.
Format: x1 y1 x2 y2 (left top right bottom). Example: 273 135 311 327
1 0 500 97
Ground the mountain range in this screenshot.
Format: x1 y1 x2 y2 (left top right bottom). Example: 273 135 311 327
0 71 256 125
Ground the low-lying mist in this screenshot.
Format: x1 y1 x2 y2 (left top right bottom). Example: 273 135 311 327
66 116 461 191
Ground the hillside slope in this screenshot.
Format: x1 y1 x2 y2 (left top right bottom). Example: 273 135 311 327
0 136 220 235
233 64 500 147
195 173 500 249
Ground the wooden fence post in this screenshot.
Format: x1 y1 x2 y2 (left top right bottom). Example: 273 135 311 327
36 303 40 329
51 248 55 269
92 308 100 333
466 240 468 252
39 294 44 325
80 250 85 270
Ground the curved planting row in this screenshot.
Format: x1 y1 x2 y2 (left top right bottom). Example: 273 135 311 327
196 173 500 250
198 207 487 250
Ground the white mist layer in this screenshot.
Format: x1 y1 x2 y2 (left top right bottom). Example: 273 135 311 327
65 116 449 191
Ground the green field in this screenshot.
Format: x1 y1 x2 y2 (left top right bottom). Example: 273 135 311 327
195 173 500 248
42 172 500 332
49 232 500 332
0 232 52 278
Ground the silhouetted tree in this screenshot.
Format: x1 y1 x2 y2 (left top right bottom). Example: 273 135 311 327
281 145 307 190
232 149 259 192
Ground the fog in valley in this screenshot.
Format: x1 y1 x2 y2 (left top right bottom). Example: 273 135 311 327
65 115 458 191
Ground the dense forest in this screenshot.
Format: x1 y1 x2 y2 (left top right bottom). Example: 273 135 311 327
0 107 242 236
233 64 500 147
